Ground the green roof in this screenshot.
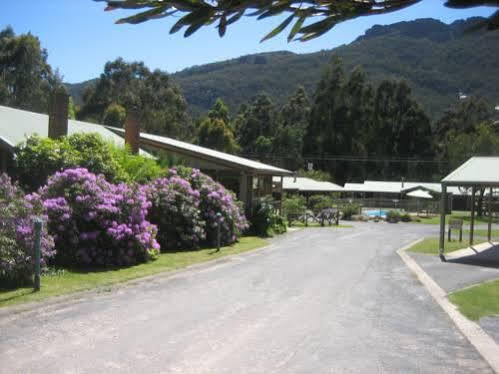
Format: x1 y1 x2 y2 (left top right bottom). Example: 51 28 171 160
0 105 149 157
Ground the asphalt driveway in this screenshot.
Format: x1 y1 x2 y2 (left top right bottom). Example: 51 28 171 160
0 223 493 373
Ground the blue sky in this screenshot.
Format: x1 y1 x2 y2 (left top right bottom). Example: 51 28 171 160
1 1 495 83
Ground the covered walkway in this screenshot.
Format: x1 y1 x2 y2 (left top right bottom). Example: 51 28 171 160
439 157 499 260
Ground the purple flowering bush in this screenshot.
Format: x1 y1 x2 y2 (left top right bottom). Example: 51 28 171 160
175 168 249 246
143 173 205 251
0 174 55 286
35 168 159 267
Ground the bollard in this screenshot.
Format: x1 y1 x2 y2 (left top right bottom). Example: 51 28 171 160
216 212 222 252
33 217 43 291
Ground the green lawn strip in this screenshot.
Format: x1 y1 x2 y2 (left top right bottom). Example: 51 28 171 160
0 236 267 308
414 212 499 225
288 222 353 228
449 279 499 321
462 229 499 238
407 237 474 254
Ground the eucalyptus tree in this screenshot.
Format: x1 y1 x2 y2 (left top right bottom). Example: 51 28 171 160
95 0 498 42
0 27 60 113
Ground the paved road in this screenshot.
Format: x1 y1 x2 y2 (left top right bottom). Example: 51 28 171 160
0 223 493 373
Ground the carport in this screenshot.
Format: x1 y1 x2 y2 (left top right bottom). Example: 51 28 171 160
439 157 499 260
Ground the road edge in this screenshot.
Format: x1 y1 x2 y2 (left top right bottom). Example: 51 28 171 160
397 240 499 373
0 237 283 321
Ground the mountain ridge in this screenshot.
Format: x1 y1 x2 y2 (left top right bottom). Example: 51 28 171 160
67 17 499 119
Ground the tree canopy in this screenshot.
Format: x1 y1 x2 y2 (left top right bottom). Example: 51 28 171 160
0 27 60 113
78 58 192 139
96 0 498 42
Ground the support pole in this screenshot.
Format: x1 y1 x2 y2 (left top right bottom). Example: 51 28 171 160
470 186 476 246
488 187 493 242
439 184 447 261
215 213 222 252
33 218 43 291
279 175 284 216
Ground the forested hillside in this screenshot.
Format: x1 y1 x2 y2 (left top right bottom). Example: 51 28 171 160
168 17 499 119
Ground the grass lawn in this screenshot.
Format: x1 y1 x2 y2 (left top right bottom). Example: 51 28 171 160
0 236 267 308
449 279 499 321
463 229 499 238
415 211 499 225
289 222 353 228
407 237 474 254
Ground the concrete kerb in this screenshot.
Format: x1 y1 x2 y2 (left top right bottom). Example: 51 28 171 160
397 240 499 373
0 235 290 321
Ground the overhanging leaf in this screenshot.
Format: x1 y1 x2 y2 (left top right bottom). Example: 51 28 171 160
260 14 294 42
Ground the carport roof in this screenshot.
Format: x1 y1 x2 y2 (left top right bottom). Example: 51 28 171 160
442 157 499 186
273 177 343 192
107 127 292 176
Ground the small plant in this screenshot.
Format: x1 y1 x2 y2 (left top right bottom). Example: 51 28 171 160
249 196 286 237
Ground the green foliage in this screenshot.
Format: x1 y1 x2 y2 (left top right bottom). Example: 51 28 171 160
400 213 411 222
108 145 166 183
103 103 126 127
282 194 306 220
99 0 498 42
0 27 60 113
297 169 332 182
308 195 334 213
386 210 402 223
272 86 310 170
249 197 286 237
341 203 359 221
78 58 191 139
196 99 240 153
237 93 278 159
14 133 129 191
128 18 497 120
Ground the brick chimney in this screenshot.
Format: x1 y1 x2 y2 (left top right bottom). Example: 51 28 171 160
124 110 140 154
48 92 69 139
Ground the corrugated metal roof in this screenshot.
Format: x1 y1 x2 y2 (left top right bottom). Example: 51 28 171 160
442 157 499 186
273 177 343 192
343 180 467 195
0 105 150 156
407 190 433 199
108 127 292 176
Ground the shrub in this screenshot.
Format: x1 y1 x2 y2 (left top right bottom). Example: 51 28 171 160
341 203 360 220
250 196 286 237
36 168 159 267
15 134 128 191
308 194 334 213
282 194 306 224
143 175 205 251
169 167 249 247
190 169 249 246
401 213 412 222
386 210 401 223
0 174 55 286
108 145 166 183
